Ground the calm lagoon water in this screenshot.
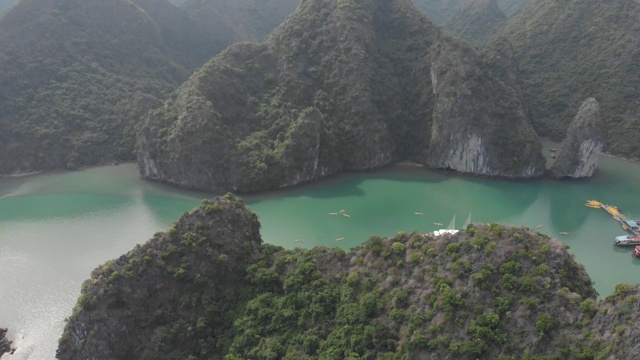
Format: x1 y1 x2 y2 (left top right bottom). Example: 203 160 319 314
1 158 639 359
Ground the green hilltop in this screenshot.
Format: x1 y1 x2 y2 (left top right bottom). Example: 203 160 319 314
57 194 640 359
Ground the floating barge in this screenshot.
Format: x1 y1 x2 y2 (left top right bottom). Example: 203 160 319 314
585 200 640 246
615 235 640 246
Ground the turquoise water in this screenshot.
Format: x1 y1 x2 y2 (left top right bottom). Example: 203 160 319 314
1 158 639 358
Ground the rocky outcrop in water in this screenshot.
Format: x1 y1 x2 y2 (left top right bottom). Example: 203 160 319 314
137 0 545 192
550 98 604 178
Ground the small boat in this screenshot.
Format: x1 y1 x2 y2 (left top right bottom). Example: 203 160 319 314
339 209 346 213
342 213 351 218
614 235 640 246
328 212 338 215
585 200 603 208
336 237 345 241
434 222 443 226
414 212 424 215
633 246 640 258
536 225 543 228
559 232 569 235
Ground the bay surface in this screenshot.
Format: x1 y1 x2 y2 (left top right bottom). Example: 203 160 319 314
1 158 639 359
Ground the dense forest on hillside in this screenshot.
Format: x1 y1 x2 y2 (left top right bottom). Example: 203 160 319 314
130 0 235 70
0 0 189 173
503 0 640 158
0 0 638 178
439 0 640 160
137 0 544 193
57 194 640 359
0 0 299 175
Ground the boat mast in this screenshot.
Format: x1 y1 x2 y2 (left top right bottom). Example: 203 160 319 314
447 215 456 230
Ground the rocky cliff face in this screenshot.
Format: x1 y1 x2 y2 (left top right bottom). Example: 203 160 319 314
550 98 604 178
58 194 640 359
56 194 262 359
138 0 545 192
426 36 545 177
589 283 640 358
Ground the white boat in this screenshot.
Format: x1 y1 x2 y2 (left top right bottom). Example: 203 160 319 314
433 213 471 236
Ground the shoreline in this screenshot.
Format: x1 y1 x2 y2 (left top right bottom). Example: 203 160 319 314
601 151 640 165
0 160 133 179
0 170 42 178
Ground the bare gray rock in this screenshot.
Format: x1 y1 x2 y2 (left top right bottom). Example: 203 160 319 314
550 98 605 178
426 37 545 177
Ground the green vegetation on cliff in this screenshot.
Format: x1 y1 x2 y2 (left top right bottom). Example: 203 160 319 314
0 0 189 173
138 0 544 193
0 0 299 175
58 194 640 359
503 0 640 159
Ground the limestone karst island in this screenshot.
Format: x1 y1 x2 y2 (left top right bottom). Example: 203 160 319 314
0 0 639 359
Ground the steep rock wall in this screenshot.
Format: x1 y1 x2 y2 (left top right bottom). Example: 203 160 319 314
550 98 604 178
426 37 545 177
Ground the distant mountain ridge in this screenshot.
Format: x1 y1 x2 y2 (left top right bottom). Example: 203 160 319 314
183 0 300 43
444 0 506 48
411 0 529 23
